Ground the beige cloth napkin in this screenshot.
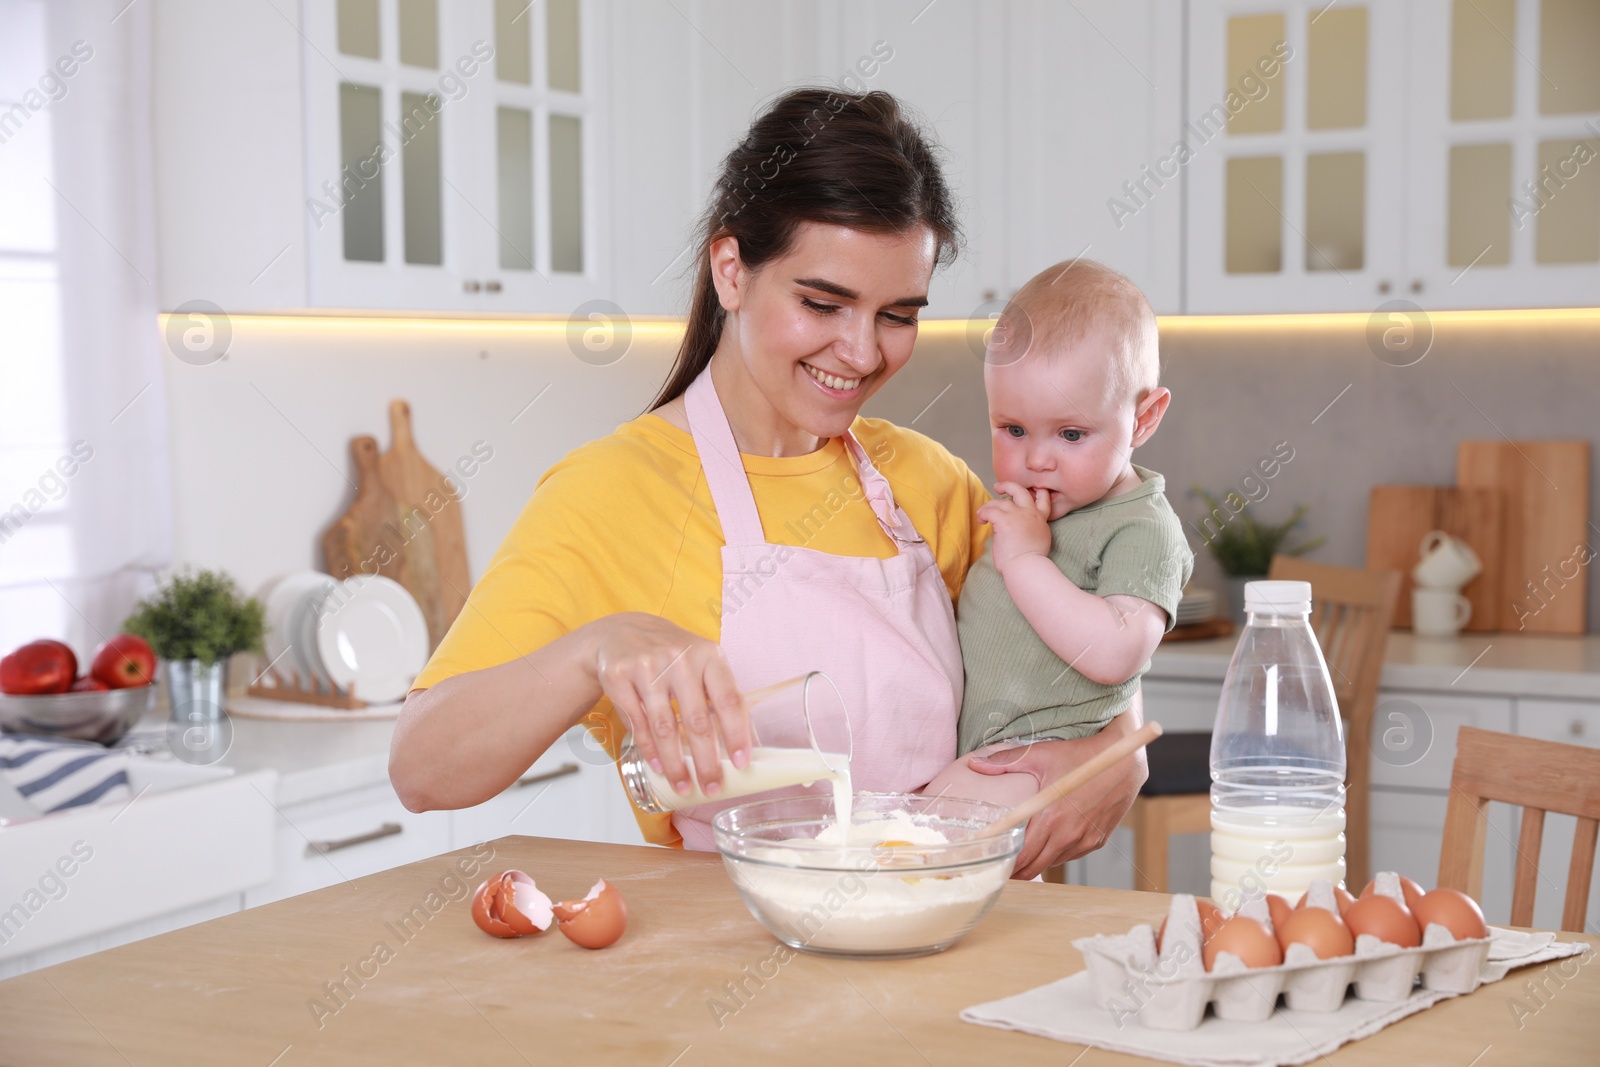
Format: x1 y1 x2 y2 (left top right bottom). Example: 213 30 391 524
960 927 1590 1067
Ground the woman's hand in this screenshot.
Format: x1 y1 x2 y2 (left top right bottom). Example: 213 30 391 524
978 481 1052 575
588 612 750 800
965 698 1149 879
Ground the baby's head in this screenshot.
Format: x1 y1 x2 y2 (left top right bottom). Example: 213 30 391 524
983 259 1169 520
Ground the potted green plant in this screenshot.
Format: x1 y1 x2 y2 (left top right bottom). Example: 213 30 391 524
123 568 265 722
1191 488 1326 622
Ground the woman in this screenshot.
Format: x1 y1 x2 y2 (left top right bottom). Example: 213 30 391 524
389 88 1147 878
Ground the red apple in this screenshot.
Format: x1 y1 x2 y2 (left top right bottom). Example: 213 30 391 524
1 640 77 695
69 675 109 692
35 640 78 680
90 634 156 689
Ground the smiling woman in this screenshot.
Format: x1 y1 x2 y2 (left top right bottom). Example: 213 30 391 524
389 88 1149 874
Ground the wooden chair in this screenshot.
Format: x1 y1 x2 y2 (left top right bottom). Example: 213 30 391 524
1440 726 1600 933
1111 556 1399 893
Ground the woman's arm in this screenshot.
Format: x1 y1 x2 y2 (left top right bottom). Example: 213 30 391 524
391 613 750 812
965 691 1150 879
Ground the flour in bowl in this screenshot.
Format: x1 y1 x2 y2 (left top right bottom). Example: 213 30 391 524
727 811 1010 953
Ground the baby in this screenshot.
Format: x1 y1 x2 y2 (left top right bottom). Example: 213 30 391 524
922 259 1193 809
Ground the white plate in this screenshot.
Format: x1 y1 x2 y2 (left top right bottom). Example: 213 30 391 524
293 576 339 687
262 572 333 686
314 576 428 704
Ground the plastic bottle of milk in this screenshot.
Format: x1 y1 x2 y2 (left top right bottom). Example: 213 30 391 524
1209 580 1347 910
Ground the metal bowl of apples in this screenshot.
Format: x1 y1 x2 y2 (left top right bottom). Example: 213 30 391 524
0 637 157 745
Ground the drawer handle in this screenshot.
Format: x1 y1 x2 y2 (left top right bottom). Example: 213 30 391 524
308 821 403 855
516 762 581 788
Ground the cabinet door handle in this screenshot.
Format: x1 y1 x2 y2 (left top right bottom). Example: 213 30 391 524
463 279 481 293
516 762 581 788
485 279 503 293
1410 279 1424 294
308 822 403 855
1377 279 1391 294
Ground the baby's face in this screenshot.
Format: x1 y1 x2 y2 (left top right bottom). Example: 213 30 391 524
984 327 1141 520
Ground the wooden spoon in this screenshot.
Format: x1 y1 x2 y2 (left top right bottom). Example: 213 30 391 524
979 721 1165 837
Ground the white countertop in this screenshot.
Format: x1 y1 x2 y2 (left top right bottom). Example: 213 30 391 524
124 709 400 807
1150 631 1600 700
220 714 400 806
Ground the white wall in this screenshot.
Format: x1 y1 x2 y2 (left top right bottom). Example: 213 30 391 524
162 317 678 595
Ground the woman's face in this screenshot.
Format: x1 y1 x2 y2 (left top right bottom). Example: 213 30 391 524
711 222 937 449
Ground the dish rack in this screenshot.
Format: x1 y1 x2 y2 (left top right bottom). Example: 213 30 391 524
245 667 366 709
1075 891 1491 1030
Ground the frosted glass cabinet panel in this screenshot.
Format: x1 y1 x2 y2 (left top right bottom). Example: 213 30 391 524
302 0 606 311
1409 0 1600 307
1188 1 1405 312
1192 0 1600 310
484 0 595 306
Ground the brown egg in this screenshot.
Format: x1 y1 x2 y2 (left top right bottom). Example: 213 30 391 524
1411 888 1488 941
1343 894 1422 948
1157 898 1224 954
1276 905 1356 959
1295 884 1356 918
1202 915 1283 971
552 878 628 949
1266 894 1294 935
1360 875 1426 914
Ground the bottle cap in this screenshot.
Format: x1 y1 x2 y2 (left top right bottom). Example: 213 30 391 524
1244 580 1312 615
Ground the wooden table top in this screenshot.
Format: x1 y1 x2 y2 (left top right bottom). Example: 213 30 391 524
3 837 1596 1065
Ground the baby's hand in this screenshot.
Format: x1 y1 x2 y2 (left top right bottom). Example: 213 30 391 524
978 480 1052 574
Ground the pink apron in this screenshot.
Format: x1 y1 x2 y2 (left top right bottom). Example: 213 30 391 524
671 365 964 850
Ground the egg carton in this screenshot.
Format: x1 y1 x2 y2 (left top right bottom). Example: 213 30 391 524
1074 886 1491 1031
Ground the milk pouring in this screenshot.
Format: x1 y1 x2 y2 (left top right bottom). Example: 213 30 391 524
1209 580 1347 909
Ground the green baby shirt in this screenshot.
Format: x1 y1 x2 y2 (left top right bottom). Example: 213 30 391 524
955 465 1194 756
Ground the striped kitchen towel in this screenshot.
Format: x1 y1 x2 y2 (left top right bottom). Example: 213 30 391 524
0 736 133 815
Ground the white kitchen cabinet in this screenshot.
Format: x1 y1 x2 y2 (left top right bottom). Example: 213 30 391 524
1186 0 1600 312
1186 0 1408 312
1406 0 1600 309
1002 0 1184 313
452 725 621 848
1367 691 1513 792
1141 679 1225 732
244 781 452 909
301 0 608 312
1514 698 1600 933
154 0 609 315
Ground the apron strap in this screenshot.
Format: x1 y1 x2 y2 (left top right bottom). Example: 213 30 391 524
684 366 766 546
842 434 926 546
685 364 924 549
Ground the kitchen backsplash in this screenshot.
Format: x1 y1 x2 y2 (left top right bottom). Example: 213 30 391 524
163 313 1600 631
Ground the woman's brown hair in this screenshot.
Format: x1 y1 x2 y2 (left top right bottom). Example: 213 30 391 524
646 88 962 411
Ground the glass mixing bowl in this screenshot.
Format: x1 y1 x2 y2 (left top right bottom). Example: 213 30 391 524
712 792 1024 959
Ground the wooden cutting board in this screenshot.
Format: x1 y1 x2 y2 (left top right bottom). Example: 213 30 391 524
1366 485 1504 631
321 435 410 586
378 399 471 650
1457 440 1591 634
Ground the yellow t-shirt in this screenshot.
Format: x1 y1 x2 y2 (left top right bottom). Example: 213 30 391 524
411 411 992 847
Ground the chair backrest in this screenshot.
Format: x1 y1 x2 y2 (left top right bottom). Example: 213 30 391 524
1441 725 1600 932
1266 555 1400 729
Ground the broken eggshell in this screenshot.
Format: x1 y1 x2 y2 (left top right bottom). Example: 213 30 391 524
552 878 629 949
500 870 556 935
471 869 554 939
